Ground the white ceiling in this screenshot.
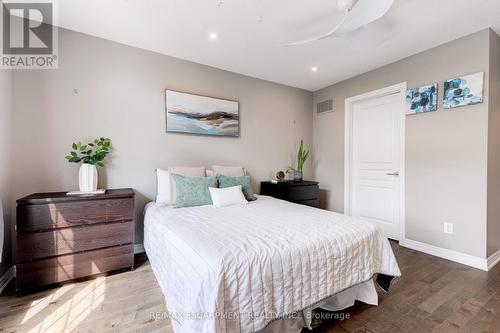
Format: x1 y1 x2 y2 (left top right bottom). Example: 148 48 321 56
54 0 500 91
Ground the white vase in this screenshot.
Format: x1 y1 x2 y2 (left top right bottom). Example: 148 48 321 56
79 163 98 192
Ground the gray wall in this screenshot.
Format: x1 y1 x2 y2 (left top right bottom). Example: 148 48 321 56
10 28 313 245
487 30 500 257
313 29 492 258
0 69 12 276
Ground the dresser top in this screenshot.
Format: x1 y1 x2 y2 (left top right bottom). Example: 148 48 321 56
17 188 135 204
261 180 319 186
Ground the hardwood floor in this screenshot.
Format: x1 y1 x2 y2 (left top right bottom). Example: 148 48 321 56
1 242 499 333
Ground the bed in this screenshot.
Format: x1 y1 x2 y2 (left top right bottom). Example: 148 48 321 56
144 195 401 333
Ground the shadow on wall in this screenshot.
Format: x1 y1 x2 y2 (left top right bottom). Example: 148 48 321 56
319 189 330 211
0 198 11 275
133 190 150 245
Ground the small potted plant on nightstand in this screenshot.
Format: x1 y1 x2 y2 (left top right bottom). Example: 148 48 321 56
287 139 309 182
65 137 112 193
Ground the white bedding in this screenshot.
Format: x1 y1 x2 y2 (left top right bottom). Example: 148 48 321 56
144 196 401 333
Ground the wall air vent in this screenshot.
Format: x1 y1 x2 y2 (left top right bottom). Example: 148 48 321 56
317 99 333 114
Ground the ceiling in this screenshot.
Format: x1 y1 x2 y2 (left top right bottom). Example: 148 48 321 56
53 0 500 91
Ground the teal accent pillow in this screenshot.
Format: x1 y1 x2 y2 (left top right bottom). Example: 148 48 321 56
217 175 257 201
171 174 218 208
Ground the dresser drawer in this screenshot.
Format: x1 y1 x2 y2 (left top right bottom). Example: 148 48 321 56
17 221 134 262
17 198 134 233
16 245 133 289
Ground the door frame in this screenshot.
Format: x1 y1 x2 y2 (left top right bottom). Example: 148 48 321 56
344 82 407 241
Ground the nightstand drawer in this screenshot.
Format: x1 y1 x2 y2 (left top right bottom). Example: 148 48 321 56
295 199 320 207
17 221 134 262
260 181 320 208
16 245 133 289
281 185 319 201
17 198 134 233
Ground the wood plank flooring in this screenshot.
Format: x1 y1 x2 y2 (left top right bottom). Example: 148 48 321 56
1 242 499 333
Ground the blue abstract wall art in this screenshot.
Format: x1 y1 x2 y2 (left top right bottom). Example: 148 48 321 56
443 72 484 109
406 83 438 114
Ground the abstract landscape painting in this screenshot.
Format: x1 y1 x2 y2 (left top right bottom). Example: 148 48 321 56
166 90 239 137
443 72 484 109
406 83 438 114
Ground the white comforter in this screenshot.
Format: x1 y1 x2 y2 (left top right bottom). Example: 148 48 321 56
144 196 400 333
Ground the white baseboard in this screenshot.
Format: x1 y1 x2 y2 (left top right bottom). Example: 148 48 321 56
134 244 145 254
487 249 500 271
0 266 15 295
399 238 489 271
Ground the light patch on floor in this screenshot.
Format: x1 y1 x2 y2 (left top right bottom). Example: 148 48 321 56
21 284 75 324
0 263 173 333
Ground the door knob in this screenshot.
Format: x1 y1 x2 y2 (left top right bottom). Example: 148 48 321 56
386 171 399 176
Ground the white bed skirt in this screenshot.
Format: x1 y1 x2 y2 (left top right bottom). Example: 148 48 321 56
257 279 377 333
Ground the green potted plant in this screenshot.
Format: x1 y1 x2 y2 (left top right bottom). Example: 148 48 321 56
65 137 112 192
287 139 309 182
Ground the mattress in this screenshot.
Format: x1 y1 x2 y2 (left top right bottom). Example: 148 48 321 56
144 196 401 333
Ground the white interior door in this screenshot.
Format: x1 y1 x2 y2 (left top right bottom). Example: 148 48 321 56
346 90 404 240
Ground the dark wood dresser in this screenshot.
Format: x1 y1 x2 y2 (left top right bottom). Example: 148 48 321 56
260 181 320 208
16 188 135 294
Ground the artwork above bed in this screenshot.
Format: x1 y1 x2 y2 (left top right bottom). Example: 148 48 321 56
166 90 240 137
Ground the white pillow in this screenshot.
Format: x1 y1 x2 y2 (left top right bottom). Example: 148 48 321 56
209 185 248 208
212 165 246 177
156 168 172 204
156 167 206 204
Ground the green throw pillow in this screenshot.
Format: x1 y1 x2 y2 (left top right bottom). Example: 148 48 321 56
217 175 257 201
171 174 218 208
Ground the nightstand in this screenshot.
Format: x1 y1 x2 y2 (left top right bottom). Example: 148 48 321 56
15 188 135 294
260 181 320 208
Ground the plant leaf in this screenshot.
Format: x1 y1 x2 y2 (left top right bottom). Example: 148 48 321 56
67 137 111 166
303 150 309 166
297 140 303 170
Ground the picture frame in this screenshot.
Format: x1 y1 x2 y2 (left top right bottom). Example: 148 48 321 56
443 72 484 109
166 90 240 137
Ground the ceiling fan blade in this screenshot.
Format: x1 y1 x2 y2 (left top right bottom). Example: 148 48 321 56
336 0 394 34
336 18 393 48
281 0 394 47
281 10 349 46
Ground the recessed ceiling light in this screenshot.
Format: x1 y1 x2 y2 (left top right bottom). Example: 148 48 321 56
311 66 318 72
209 33 217 40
